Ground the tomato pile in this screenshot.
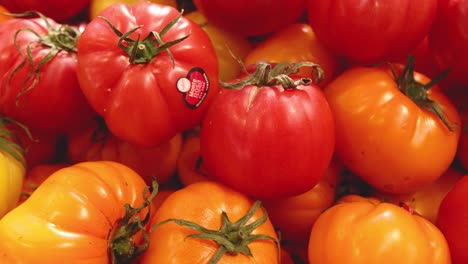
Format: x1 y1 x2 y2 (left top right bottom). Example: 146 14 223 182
0 0 467 263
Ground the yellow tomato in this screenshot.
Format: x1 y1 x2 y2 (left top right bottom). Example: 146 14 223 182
185 11 253 81
89 0 177 19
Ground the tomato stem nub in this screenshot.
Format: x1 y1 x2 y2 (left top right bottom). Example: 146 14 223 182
394 55 456 131
99 10 190 65
220 62 323 90
109 179 159 264
151 200 280 264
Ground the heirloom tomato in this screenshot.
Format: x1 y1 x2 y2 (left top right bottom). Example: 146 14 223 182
185 11 252 82
244 23 339 86
374 167 464 223
89 0 177 19
0 117 26 219
200 62 335 199
141 181 280 264
436 175 468 264
77 2 219 147
0 14 95 134
193 0 306 36
325 58 460 194
1 0 89 21
309 197 451 263
67 117 182 185
262 159 343 244
17 163 67 204
307 0 438 63
429 0 468 86
0 161 156 263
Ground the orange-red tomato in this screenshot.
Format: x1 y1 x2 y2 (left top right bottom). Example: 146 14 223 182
0 161 153 263
176 132 212 185
67 119 182 185
309 197 451 263
18 163 67 205
0 6 12 23
244 23 339 86
185 11 253 82
325 63 461 194
374 167 464 223
262 159 343 244
140 181 280 263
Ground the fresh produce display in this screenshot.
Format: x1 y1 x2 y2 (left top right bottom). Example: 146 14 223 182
0 0 467 263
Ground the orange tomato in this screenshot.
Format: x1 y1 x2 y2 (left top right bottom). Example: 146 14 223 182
185 11 252 82
18 163 67 204
244 23 339 86
0 6 12 24
325 62 461 194
67 119 182 185
262 159 343 244
89 0 177 19
374 167 464 223
140 181 280 263
176 132 212 185
309 198 451 263
0 161 153 263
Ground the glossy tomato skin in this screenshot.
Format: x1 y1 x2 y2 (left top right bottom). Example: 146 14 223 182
0 161 149 263
325 66 460 194
244 23 339 86
77 2 219 147
0 18 96 134
193 0 306 36
307 0 438 63
1 0 89 21
429 0 468 86
309 200 451 263
200 80 335 199
436 175 468 264
89 0 177 19
140 181 279 264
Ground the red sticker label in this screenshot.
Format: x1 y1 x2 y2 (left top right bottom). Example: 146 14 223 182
177 68 209 109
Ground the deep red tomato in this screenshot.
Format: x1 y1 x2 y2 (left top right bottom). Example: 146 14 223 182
436 175 468 264
193 0 306 36
0 16 96 134
77 2 219 147
307 0 438 63
200 62 335 199
428 0 468 87
1 0 90 21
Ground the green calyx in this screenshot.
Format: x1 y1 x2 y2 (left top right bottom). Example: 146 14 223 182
393 55 456 131
5 11 80 105
220 61 324 90
99 10 189 65
109 180 159 264
151 200 280 264
0 116 32 169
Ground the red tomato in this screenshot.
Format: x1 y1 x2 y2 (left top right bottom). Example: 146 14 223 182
325 61 461 194
193 0 306 36
436 175 468 264
456 106 468 170
429 0 468 86
77 2 219 147
1 0 90 21
307 0 438 63
200 62 335 199
0 5 12 23
67 117 182 185
0 16 96 134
